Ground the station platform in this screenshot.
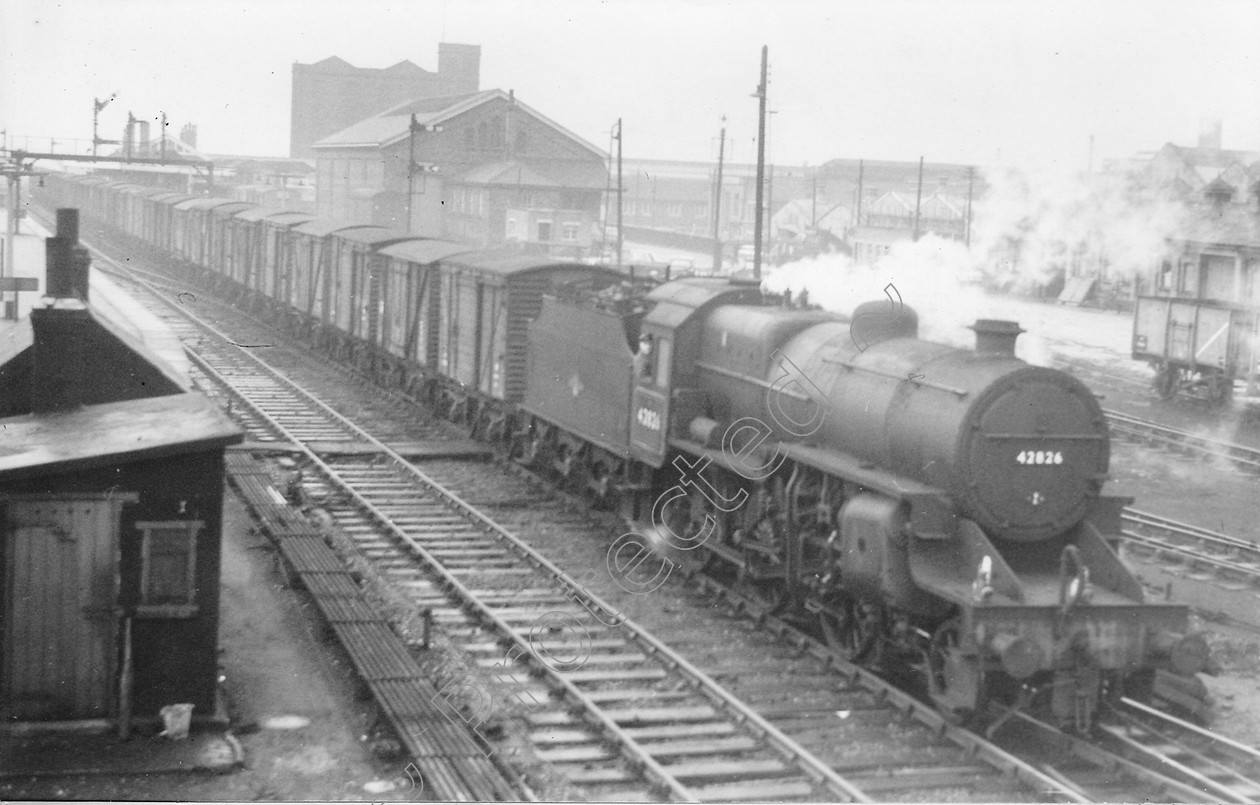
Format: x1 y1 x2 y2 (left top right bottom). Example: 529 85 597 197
0 210 190 380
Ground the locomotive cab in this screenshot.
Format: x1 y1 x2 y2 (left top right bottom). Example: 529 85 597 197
627 278 764 467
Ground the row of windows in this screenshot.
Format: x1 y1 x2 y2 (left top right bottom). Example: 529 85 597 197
462 118 530 153
452 186 488 216
506 219 581 241
1158 257 1260 302
623 201 701 218
619 192 750 220
853 242 893 264
318 158 384 186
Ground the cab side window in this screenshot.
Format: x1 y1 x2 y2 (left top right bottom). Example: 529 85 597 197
655 338 672 386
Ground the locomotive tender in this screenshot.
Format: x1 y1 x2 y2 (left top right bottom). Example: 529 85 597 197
39 173 1209 728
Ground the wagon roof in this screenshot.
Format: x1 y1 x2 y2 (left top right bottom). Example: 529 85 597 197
379 239 480 264
129 186 177 197
0 393 243 481
209 201 258 217
173 197 246 211
234 207 312 224
444 252 625 281
150 192 193 204
292 218 367 237
267 212 315 226
335 226 417 247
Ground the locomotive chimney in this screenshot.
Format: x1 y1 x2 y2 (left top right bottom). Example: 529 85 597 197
971 319 1024 357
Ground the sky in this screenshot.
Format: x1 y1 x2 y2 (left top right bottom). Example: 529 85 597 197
2 0 1258 170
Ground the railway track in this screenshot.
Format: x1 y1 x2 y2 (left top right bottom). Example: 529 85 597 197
1121 509 1260 592
72 233 1097 801
1097 697 1260 803
64 219 1260 802
988 704 1260 804
123 268 872 801
1104 409 1260 474
1052 357 1260 472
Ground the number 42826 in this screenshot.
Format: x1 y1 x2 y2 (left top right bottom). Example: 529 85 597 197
1017 450 1063 465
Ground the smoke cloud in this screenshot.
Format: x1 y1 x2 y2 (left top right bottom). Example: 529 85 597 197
763 162 1188 364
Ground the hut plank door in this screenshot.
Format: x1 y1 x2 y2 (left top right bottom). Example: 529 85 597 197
2 498 123 720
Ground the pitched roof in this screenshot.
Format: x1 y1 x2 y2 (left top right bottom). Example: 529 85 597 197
383 60 427 75
0 393 242 480
311 55 355 70
313 89 605 158
772 199 851 235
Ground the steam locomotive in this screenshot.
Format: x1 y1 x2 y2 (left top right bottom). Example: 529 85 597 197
38 173 1209 729
522 278 1209 728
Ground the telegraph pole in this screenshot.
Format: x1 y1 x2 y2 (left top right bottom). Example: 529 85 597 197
766 163 775 258
615 118 623 270
752 45 768 280
811 176 818 227
407 114 419 232
854 159 864 228
601 127 615 256
965 165 975 247
712 118 726 273
912 156 924 241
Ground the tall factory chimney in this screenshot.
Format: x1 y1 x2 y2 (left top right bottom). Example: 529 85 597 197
437 43 481 93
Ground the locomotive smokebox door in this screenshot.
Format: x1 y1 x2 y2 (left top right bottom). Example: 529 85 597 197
960 369 1109 541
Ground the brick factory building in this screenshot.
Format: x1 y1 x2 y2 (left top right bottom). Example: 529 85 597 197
290 44 481 159
311 89 607 256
